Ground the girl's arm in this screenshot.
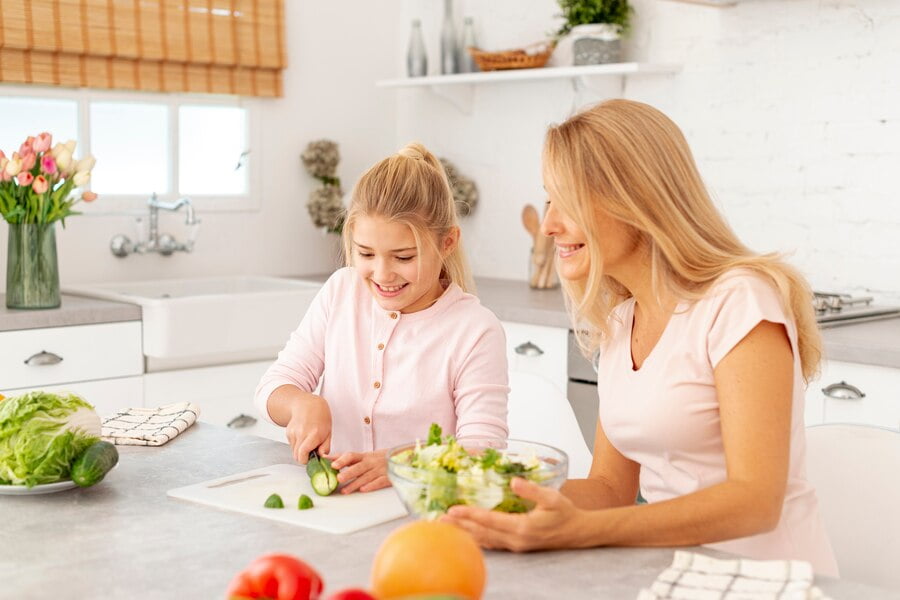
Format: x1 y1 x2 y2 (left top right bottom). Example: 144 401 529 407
452 320 510 440
444 320 793 550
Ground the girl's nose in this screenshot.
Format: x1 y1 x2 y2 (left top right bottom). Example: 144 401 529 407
374 258 394 282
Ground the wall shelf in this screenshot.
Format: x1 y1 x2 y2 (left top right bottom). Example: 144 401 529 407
376 63 681 113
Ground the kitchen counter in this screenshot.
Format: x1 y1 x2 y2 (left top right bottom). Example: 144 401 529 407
1 423 893 599
0 293 141 332
296 273 900 369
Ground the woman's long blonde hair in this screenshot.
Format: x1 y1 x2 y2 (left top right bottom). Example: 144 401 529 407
342 142 475 293
545 99 821 382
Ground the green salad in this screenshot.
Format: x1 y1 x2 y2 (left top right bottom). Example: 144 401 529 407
389 424 555 518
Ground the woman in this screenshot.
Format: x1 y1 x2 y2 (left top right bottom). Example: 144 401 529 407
443 100 838 575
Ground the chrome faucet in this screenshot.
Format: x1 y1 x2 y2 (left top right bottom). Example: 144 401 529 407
110 193 201 257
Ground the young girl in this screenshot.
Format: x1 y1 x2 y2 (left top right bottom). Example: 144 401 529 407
254 143 509 494
443 100 838 575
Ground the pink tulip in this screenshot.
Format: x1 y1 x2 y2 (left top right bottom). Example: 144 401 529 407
40 154 57 175
33 132 52 153
81 191 98 203
19 136 35 156
17 171 34 186
0 170 10 182
32 175 49 195
21 151 37 172
0 150 5 161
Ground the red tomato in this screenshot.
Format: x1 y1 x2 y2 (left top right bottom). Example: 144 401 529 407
226 553 324 600
324 589 377 600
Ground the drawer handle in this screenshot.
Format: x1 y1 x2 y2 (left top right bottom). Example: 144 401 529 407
515 341 544 357
24 350 64 366
822 380 865 401
227 414 257 429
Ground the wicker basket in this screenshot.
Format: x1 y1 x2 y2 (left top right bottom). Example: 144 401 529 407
467 41 555 72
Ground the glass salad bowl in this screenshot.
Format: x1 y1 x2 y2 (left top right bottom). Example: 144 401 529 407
387 435 568 520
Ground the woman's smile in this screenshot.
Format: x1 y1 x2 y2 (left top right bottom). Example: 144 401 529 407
556 243 585 259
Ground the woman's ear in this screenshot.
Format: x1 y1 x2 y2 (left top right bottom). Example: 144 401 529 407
442 227 460 256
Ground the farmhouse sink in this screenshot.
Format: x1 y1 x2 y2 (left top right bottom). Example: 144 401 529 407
63 276 321 370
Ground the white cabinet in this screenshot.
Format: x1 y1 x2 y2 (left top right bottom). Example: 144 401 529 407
805 360 900 430
500 321 568 394
1 321 143 416
142 360 286 444
1 376 143 417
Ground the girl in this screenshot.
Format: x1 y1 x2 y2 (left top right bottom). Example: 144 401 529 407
443 100 838 575
254 143 508 494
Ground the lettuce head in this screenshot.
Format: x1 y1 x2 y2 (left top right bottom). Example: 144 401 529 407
0 391 101 487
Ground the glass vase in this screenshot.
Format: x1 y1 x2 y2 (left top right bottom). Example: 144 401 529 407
6 223 61 309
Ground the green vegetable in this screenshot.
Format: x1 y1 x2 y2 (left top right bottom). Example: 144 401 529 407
70 440 119 487
0 391 101 487
264 493 284 508
298 494 314 510
390 423 551 518
306 452 339 496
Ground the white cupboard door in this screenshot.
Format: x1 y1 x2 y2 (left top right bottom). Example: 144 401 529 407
1 376 143 417
817 360 900 430
0 321 142 389
501 321 568 394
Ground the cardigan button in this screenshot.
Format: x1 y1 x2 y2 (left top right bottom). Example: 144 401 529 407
389 312 398 319
373 381 381 389
364 416 371 425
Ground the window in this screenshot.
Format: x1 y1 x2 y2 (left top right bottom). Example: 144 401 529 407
0 86 259 212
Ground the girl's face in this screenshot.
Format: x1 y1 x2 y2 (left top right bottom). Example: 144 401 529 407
541 196 638 282
352 215 456 313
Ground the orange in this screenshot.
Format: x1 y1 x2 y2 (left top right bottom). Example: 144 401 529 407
370 521 486 600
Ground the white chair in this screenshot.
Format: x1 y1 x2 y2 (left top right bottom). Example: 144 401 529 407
507 370 594 479
805 423 900 589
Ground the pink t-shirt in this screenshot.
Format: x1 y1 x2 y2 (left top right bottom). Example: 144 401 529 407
596 270 838 575
254 267 509 454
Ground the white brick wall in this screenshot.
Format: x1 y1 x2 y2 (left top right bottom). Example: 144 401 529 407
398 0 900 301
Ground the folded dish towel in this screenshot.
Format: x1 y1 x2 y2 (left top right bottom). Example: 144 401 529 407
101 402 200 446
637 550 831 600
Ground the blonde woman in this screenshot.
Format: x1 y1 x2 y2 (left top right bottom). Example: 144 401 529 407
443 100 838 575
255 143 508 494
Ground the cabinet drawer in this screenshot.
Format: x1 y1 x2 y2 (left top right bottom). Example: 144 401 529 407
501 321 568 394
806 360 900 430
1 376 143 417
0 322 143 389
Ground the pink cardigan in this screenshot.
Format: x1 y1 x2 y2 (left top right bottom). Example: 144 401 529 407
254 267 509 453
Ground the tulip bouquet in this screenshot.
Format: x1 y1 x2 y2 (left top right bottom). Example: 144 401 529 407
0 132 97 226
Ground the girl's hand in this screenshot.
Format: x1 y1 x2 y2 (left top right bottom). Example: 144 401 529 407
441 477 587 552
329 450 390 494
286 394 332 464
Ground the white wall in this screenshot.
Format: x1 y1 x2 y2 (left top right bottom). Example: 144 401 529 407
0 0 401 284
398 0 900 301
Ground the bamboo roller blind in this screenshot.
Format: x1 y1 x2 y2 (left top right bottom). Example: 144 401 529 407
0 0 285 97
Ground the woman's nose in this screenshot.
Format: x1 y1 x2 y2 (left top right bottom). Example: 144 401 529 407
540 204 560 237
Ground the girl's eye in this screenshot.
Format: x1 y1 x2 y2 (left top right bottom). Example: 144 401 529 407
396 256 415 262
358 252 374 259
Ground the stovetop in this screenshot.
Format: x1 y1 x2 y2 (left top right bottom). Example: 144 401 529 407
813 291 900 327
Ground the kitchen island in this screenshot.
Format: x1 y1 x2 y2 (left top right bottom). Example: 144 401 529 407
2 424 895 599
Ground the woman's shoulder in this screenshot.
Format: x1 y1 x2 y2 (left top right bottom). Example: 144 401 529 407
695 267 789 324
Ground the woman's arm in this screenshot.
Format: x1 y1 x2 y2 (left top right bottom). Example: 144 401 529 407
561 419 641 510
445 320 793 550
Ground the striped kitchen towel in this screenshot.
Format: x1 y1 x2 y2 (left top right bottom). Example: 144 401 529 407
637 551 831 600
101 402 200 446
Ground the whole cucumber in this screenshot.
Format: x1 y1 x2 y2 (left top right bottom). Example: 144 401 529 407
71 441 119 487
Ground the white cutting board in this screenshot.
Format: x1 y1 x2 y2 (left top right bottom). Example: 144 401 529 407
167 463 408 534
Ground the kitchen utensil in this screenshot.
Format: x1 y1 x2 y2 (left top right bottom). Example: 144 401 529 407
521 204 540 239
167 463 408 534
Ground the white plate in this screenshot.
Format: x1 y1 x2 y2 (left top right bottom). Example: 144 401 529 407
0 479 79 495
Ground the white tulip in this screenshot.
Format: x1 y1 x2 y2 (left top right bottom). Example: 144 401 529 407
4 156 22 177
75 155 96 173
73 170 91 186
63 139 77 154
56 148 73 170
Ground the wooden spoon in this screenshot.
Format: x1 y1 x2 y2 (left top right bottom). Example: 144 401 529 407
521 204 540 240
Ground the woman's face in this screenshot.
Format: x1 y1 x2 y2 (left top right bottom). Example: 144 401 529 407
541 193 639 282
352 215 455 313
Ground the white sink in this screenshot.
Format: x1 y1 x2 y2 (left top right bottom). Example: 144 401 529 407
63 276 321 369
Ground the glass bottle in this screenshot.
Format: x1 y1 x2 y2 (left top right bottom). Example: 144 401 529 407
440 0 458 75
459 16 478 73
406 19 427 78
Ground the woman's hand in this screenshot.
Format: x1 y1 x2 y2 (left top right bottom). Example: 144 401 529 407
286 394 332 464
441 477 588 552
329 450 390 494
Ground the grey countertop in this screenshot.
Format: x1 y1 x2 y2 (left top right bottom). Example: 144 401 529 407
1 423 894 599
0 293 141 332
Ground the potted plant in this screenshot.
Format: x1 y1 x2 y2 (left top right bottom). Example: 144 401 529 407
0 133 96 309
556 0 633 65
